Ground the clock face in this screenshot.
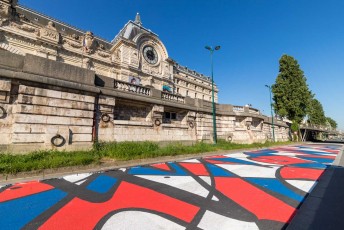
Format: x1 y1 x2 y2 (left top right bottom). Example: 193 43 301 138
143 45 158 65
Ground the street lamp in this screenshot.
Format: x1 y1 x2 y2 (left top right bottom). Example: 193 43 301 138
265 85 275 142
205 45 220 144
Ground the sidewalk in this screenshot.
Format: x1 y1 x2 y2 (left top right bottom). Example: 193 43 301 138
287 144 344 230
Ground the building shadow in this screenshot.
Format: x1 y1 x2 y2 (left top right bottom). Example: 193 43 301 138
287 164 344 230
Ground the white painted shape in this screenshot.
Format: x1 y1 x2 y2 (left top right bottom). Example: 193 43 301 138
294 148 329 153
75 179 87 186
179 159 200 163
119 168 126 172
286 180 318 193
270 152 298 157
212 195 219 201
216 164 279 178
101 211 185 230
198 210 259 230
63 173 92 184
223 152 247 158
200 176 212 186
137 175 209 197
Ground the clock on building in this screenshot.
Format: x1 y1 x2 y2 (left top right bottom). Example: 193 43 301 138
143 45 158 65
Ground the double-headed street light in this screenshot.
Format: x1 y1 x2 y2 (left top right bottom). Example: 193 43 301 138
205 45 220 144
265 85 275 142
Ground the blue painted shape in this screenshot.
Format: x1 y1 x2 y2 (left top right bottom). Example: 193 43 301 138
206 164 234 177
87 175 118 193
299 157 334 164
208 157 257 165
128 163 187 176
296 150 331 155
245 149 278 155
244 151 276 157
168 163 188 176
129 166 174 175
293 163 327 169
246 178 304 202
0 189 66 230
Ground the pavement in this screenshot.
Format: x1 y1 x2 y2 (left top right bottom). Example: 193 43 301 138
288 142 344 230
0 143 343 230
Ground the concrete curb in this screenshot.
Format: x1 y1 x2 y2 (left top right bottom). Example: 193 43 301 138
333 144 344 167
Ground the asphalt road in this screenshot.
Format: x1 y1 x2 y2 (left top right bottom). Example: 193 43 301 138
0 143 342 230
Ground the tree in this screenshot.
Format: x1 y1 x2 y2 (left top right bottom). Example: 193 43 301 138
272 55 312 124
307 98 326 125
326 117 337 129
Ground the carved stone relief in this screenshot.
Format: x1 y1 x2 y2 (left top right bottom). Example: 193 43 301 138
63 38 83 49
17 12 29 22
163 63 170 77
97 50 110 58
83 31 96 54
10 21 38 35
130 50 139 66
38 21 60 44
0 2 12 26
111 49 121 63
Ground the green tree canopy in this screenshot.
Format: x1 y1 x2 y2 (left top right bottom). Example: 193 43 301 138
272 54 312 124
307 98 326 125
326 117 337 129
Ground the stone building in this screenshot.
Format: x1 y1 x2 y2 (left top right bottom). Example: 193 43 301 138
0 0 290 152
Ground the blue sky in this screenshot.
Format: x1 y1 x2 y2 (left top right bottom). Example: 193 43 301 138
20 0 344 130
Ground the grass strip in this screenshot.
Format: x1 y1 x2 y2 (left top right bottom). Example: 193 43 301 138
0 140 292 174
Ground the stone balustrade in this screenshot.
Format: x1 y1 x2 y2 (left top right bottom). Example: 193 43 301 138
114 80 151 96
161 92 185 103
249 108 260 115
233 106 244 112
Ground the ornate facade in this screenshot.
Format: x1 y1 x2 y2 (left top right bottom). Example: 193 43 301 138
0 0 289 152
0 2 217 102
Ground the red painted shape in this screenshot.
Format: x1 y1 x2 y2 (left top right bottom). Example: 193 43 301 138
179 163 209 176
280 167 324 180
39 181 200 230
251 155 312 165
150 163 171 171
215 177 296 223
323 150 339 154
0 181 53 203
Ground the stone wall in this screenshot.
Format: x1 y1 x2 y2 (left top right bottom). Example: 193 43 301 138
0 78 12 149
0 50 290 153
2 83 95 152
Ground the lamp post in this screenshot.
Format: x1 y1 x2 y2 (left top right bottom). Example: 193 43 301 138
205 45 220 144
265 85 275 142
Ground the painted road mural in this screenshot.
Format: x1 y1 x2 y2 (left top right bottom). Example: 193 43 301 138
0 144 342 230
